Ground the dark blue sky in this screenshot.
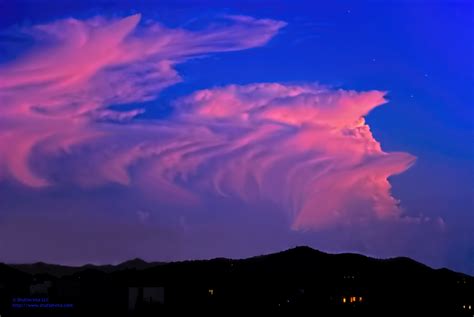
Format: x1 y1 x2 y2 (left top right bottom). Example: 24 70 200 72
0 0 472 273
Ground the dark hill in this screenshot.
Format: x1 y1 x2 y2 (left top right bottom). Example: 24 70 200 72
2 247 473 316
10 258 163 277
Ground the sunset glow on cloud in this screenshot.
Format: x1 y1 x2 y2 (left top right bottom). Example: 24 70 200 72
0 14 285 186
174 84 416 229
1 0 472 276
0 14 417 231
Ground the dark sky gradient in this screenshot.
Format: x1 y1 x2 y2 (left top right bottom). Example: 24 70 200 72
0 0 472 274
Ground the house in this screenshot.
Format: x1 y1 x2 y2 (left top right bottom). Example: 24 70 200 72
341 295 364 304
128 286 164 311
29 280 52 295
55 279 81 298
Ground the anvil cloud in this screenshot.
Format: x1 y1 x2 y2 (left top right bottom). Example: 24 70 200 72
0 14 415 230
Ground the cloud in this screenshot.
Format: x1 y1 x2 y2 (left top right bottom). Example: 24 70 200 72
7 12 468 274
0 14 285 187
168 83 416 229
0 13 416 231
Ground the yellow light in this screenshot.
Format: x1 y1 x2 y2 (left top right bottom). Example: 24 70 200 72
359 296 363 302
469 305 472 310
342 297 346 303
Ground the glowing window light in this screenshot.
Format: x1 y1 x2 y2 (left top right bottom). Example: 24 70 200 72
342 297 346 303
208 289 214 295
359 296 363 302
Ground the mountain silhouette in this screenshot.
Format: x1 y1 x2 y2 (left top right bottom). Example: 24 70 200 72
1 246 472 316
10 258 163 277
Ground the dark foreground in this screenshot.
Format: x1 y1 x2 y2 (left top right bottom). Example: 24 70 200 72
1 246 473 316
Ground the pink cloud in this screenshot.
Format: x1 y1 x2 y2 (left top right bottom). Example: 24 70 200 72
169 84 416 229
0 14 416 230
34 83 414 229
0 14 285 187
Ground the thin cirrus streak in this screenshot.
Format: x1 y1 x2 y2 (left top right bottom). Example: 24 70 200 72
0 14 286 187
0 14 416 230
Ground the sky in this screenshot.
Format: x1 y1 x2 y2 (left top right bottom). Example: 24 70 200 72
0 0 472 274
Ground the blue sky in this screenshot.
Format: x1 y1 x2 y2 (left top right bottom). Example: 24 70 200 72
0 0 472 273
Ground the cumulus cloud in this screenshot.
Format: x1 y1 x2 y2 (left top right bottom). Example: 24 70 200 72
118 83 415 230
0 14 415 231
